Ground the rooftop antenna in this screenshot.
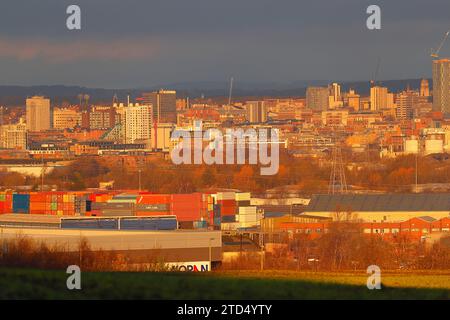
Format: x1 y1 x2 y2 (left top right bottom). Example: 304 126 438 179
228 77 234 106
112 94 118 106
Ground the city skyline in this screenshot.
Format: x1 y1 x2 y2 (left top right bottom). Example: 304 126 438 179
0 0 449 88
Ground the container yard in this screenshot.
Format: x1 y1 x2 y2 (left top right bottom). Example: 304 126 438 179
0 190 262 231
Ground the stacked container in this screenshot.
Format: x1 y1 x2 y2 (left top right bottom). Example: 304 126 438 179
0 191 13 214
12 194 30 214
236 206 261 228
27 192 84 216
135 194 171 216
171 193 207 222
216 192 236 220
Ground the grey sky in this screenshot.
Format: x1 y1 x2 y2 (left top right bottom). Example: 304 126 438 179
0 0 449 88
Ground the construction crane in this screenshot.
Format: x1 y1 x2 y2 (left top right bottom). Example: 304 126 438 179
370 57 381 87
228 77 234 106
431 29 450 59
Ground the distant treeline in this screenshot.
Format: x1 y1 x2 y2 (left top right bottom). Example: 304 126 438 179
0 78 429 106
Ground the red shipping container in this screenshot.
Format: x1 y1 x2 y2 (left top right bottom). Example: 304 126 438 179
221 206 236 216
30 193 47 202
218 199 236 207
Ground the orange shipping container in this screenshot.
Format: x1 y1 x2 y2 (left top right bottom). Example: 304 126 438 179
137 194 171 204
135 211 171 217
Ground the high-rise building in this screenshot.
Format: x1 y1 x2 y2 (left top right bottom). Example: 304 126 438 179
124 104 152 147
306 87 329 111
346 89 361 111
245 101 268 123
370 86 389 111
141 90 177 123
432 59 450 113
81 106 118 130
329 83 341 102
420 78 430 97
26 96 51 132
0 118 27 149
396 89 428 120
328 83 342 109
53 107 82 129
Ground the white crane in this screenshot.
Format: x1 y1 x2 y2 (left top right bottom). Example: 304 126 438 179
228 77 234 106
431 29 450 59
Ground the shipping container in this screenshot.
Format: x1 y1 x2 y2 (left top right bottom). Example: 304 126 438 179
171 193 205 222
61 218 118 230
221 206 236 216
222 215 236 223
178 221 194 229
136 203 169 212
120 216 177 231
217 192 236 200
193 220 208 229
13 194 30 214
135 211 170 216
235 192 251 201
238 206 257 215
137 194 171 204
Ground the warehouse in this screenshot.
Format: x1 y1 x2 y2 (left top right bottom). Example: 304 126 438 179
0 226 222 267
303 194 450 222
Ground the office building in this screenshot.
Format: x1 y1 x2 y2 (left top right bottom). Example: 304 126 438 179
124 104 152 147
346 89 361 111
396 89 428 120
370 86 389 111
245 101 268 123
420 78 430 97
432 59 450 113
0 119 27 149
53 108 81 129
306 87 329 111
26 96 51 132
142 90 177 123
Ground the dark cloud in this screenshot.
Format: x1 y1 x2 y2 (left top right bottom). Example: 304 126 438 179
0 0 448 88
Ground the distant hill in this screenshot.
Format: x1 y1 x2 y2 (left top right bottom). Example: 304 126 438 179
0 79 430 106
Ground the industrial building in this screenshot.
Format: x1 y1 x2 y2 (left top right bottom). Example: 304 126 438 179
303 194 450 222
0 225 222 267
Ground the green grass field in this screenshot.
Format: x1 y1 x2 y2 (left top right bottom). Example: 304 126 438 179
0 268 449 299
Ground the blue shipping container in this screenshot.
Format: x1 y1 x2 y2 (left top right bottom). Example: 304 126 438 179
120 217 177 231
12 194 30 214
61 218 118 230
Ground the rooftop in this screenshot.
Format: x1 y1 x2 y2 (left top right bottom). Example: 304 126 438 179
306 194 450 212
